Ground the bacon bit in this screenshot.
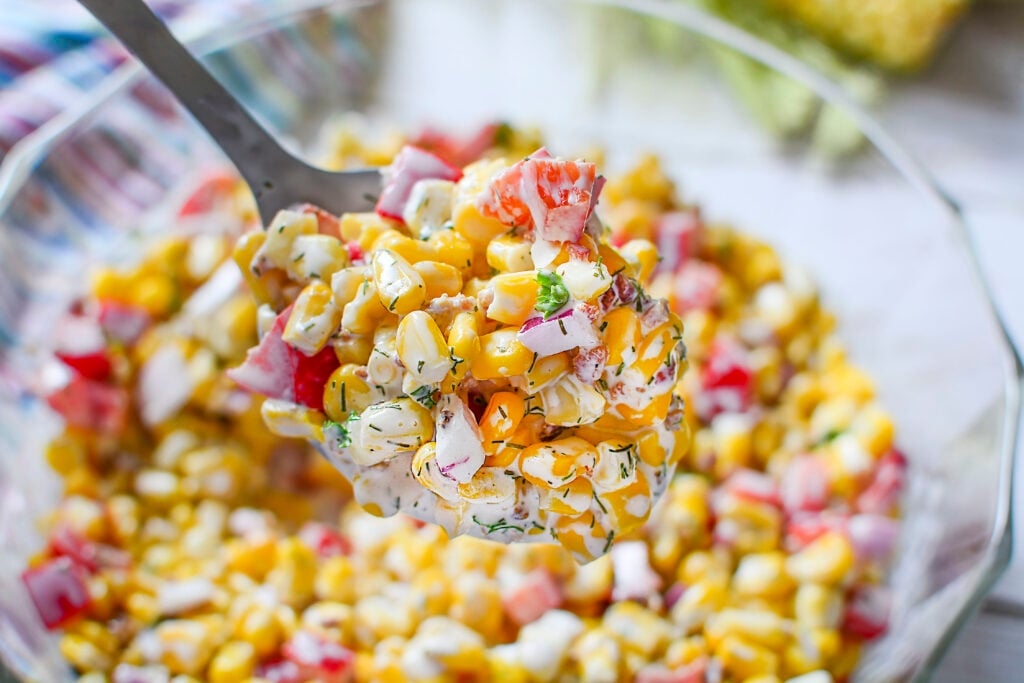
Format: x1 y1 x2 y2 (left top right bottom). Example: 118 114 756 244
576 301 601 324
573 345 609 384
297 203 341 236
640 300 670 334
566 242 592 262
501 569 564 626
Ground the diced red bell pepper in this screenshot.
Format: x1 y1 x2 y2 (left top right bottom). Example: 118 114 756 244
226 307 340 411
843 585 890 640
55 350 112 383
298 522 352 558
297 203 341 236
780 454 831 515
856 449 907 515
254 658 303 683
673 261 722 313
697 337 753 420
177 171 239 217
501 569 564 626
21 557 92 630
654 209 702 274
478 150 599 243
719 469 781 508
282 631 356 683
375 145 463 223
46 373 128 434
635 658 707 683
344 241 364 264
784 511 849 553
410 122 503 168
97 301 151 344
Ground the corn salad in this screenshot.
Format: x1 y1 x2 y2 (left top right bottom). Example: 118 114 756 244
228 142 689 561
24 123 903 682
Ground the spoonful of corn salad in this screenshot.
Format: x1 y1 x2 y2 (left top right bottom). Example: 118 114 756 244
228 146 690 562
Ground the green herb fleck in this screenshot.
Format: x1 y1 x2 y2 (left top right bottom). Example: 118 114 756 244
535 271 570 318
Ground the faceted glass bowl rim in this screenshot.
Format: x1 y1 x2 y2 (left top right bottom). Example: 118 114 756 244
0 0 1018 680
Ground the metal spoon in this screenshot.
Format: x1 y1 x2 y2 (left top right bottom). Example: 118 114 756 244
77 0 380 225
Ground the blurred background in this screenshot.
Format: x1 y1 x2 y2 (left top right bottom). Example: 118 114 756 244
0 0 1020 680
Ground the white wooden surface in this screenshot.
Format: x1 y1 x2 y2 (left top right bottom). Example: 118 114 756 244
883 6 1024 681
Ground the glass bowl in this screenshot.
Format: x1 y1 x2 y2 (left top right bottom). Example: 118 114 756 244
0 0 1018 681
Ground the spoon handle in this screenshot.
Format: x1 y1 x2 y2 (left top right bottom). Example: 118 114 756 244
78 0 294 200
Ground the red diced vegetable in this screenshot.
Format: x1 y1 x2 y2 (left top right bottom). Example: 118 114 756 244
282 631 355 683
50 527 131 572
298 522 352 558
478 151 599 243
46 373 128 434
501 569 564 626
848 514 900 564
254 658 303 683
21 557 92 629
843 585 890 640
344 241 364 264
720 469 781 508
375 145 463 223
410 122 502 168
611 541 663 602
856 449 907 515
297 203 341 236
226 307 339 411
697 337 753 420
780 454 831 515
178 172 238 217
518 308 600 357
784 511 849 553
55 350 112 383
654 209 701 274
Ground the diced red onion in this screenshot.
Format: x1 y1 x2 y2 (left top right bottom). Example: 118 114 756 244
848 514 900 563
518 308 599 357
375 145 462 223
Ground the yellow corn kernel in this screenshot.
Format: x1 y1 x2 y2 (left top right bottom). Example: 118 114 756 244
597 243 632 280
260 210 318 269
331 266 368 308
519 437 597 488
266 538 317 608
208 641 256 683
260 399 324 442
340 212 395 248
555 510 613 563
785 532 854 585
323 364 375 423
232 605 280 661
445 312 480 382
397 310 450 384
732 552 794 599
413 260 463 300
449 572 503 641
829 638 861 681
354 398 434 463
850 403 895 457
282 281 341 355
353 594 416 648
487 653 530 683
794 584 842 630
486 234 534 273
427 230 475 272
664 636 708 669
670 577 728 632
479 392 526 454
597 470 652 536
59 633 112 672
458 467 517 504
453 158 511 247
91 267 130 302
614 392 672 428
45 435 87 476
132 273 176 315
486 271 540 326
746 677 782 683
574 628 622 683
332 332 373 365
412 442 460 502
472 329 533 380
540 374 606 427
126 592 160 624
783 629 840 677
486 418 539 469
372 230 438 265
523 350 570 395
287 234 348 283
541 476 594 515
603 601 673 658
151 619 217 676
633 429 666 468
225 537 276 580
314 555 357 604
341 277 390 335
302 602 355 644
716 498 783 555
633 321 680 379
372 249 426 315
619 239 659 283
716 634 779 680
705 609 791 650
603 154 675 206
601 307 642 366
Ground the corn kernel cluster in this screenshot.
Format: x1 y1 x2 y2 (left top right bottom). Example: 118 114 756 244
229 140 690 560
26 124 902 683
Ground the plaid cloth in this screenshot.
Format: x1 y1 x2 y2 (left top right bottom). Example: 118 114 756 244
0 0 273 161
